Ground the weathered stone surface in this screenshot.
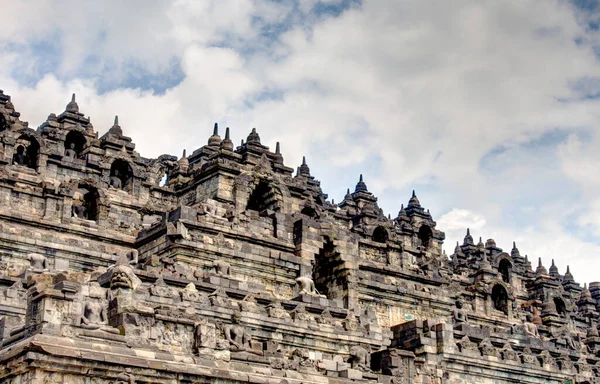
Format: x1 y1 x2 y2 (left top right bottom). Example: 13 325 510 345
0 92 597 383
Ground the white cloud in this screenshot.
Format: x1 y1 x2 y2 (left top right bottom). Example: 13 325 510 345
1 0 600 283
438 209 486 233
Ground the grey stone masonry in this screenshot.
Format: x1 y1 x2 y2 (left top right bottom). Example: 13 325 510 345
0 90 598 383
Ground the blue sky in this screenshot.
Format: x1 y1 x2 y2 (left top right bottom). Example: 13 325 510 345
2 0 600 284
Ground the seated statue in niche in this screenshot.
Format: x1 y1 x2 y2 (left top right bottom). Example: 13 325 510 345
64 142 77 159
109 169 123 189
13 145 28 167
224 311 263 355
71 191 88 219
524 314 539 338
453 300 468 325
295 275 325 297
79 300 119 334
71 203 87 219
27 253 47 270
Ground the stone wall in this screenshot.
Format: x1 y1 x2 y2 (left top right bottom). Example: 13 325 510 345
0 90 598 383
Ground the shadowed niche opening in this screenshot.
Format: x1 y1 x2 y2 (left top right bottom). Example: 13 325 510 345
247 181 280 212
13 135 39 169
0 114 8 132
554 297 567 317
301 206 317 218
498 259 512 283
110 159 133 191
491 284 509 315
418 225 433 249
65 130 87 159
72 185 99 222
372 226 389 243
313 236 343 300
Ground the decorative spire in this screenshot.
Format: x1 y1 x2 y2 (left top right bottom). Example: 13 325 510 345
398 203 407 217
299 156 311 176
485 238 497 249
480 252 492 270
208 122 222 146
477 236 484 249
563 265 574 282
66 93 79 113
581 283 592 299
178 149 189 174
108 115 123 136
549 259 559 277
246 127 261 144
463 228 474 246
220 127 233 151
510 241 520 258
536 257 548 276
355 174 368 192
407 190 421 208
344 188 352 201
273 141 283 163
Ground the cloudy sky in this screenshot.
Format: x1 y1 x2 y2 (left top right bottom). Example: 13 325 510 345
2 0 600 284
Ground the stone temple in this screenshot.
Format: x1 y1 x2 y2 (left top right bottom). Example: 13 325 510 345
0 89 598 384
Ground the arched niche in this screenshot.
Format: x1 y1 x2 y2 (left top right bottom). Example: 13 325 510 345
418 225 433 248
300 206 317 218
13 135 40 169
0 114 8 132
372 226 389 243
491 284 509 315
312 236 348 301
64 130 87 159
554 297 567 317
247 180 281 212
72 185 99 221
109 159 133 191
498 259 512 283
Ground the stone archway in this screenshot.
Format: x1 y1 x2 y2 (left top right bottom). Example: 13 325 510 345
498 259 512 284
418 225 433 249
64 130 87 159
246 180 282 212
372 226 389 243
110 159 134 191
491 284 509 315
13 134 40 169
